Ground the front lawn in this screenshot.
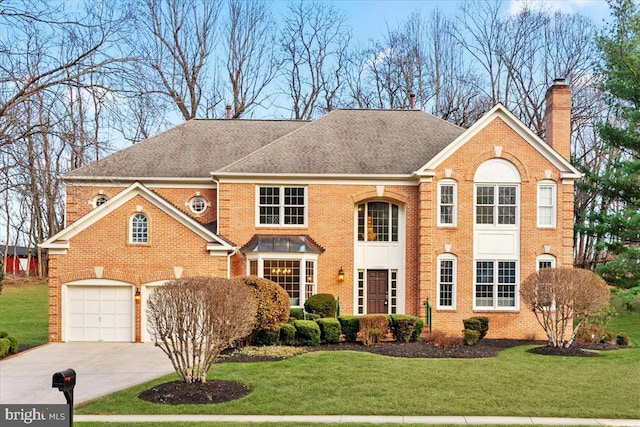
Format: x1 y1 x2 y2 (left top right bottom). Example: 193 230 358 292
0 277 48 349
78 343 640 419
609 311 640 346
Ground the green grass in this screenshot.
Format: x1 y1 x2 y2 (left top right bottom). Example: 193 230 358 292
609 311 640 346
78 343 640 419
0 280 48 349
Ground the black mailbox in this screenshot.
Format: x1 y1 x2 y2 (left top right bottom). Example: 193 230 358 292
52 368 76 392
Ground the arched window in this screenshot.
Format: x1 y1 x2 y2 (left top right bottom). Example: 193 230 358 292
130 213 148 244
474 159 520 227
93 195 108 208
357 201 399 242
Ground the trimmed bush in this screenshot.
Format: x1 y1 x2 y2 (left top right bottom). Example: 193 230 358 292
389 314 419 342
7 336 18 354
239 276 291 344
359 314 389 346
462 317 489 340
317 318 341 344
463 329 480 346
279 323 296 346
289 308 304 320
305 313 321 321
426 330 463 348
304 293 337 318
251 329 280 346
0 338 9 357
294 320 320 346
338 316 360 342
411 318 425 342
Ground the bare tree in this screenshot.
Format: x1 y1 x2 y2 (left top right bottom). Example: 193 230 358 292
520 268 609 348
131 0 222 121
147 277 257 384
279 1 351 119
225 0 279 118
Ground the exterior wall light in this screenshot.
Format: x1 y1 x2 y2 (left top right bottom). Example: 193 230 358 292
135 288 141 301
338 267 345 282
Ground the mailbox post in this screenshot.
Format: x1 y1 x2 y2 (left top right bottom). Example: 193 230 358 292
52 368 76 426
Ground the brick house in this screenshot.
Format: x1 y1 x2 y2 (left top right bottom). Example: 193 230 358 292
42 80 580 342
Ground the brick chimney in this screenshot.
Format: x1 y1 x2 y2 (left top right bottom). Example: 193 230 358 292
544 78 572 161
226 104 232 119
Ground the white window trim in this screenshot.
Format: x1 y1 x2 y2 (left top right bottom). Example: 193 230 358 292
437 180 457 227
244 253 318 307
536 254 557 270
473 259 519 311
92 194 109 208
129 213 148 244
537 181 557 228
255 185 308 227
474 184 520 228
188 196 209 215
437 254 457 310
357 201 400 242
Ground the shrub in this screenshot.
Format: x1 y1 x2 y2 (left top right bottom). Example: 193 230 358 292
0 331 8 338
305 313 321 321
0 338 10 357
426 330 463 348
304 293 337 318
611 286 640 312
317 318 341 343
338 316 360 342
411 318 425 341
239 276 290 333
147 276 257 383
7 336 18 354
575 323 606 343
472 316 489 339
251 329 280 346
521 267 609 348
463 329 480 346
389 315 419 342
359 314 389 346
462 318 481 333
617 332 630 346
294 320 320 346
279 323 296 346
289 308 304 320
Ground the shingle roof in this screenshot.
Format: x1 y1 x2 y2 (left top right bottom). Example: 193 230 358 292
65 110 465 179
66 119 307 178
219 109 465 175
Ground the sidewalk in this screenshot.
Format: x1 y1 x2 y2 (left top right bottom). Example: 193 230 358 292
75 414 640 425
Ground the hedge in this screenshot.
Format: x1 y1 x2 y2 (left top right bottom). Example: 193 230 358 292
304 294 337 318
317 318 341 343
294 320 320 346
389 314 422 342
279 323 296 346
338 316 360 342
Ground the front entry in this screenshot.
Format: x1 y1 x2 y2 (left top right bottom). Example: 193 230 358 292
367 270 388 314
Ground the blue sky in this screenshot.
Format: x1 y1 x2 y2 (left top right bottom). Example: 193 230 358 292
301 0 613 42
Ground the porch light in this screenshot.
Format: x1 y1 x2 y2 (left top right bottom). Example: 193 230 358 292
338 267 345 282
135 288 141 301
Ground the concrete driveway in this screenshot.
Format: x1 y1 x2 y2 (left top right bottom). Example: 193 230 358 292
0 343 174 405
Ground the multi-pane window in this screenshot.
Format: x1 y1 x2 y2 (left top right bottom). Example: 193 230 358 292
263 260 301 305
130 213 148 244
537 255 556 271
357 201 399 242
305 260 315 301
189 196 208 214
438 182 456 226
390 270 398 314
438 257 456 309
357 270 365 314
538 182 556 227
475 185 517 225
475 260 517 309
258 186 306 226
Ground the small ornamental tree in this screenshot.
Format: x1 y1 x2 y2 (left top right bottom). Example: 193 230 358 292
147 276 257 383
520 268 609 348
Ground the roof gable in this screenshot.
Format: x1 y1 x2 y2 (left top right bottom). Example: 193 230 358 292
41 182 234 253
416 104 581 179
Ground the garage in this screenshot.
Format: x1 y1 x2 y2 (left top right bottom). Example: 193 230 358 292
67 285 134 342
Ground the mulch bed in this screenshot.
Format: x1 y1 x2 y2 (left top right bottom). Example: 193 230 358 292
140 339 624 405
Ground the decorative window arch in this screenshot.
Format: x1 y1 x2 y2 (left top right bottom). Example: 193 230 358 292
130 213 148 244
357 201 399 242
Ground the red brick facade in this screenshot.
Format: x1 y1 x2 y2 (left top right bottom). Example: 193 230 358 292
45 84 578 342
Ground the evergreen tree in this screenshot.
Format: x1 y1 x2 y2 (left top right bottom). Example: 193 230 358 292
590 0 640 288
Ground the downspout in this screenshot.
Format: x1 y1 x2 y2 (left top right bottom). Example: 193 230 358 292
226 248 238 279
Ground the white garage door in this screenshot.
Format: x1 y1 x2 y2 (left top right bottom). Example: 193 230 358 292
68 286 133 342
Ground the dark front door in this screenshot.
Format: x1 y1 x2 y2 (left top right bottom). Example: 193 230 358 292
367 270 388 314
